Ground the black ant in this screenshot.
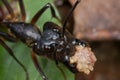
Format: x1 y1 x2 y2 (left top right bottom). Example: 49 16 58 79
0 0 89 80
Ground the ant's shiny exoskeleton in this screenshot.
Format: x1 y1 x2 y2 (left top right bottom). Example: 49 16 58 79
0 0 88 80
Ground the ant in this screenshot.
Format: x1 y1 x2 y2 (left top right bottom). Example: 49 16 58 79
0 0 89 80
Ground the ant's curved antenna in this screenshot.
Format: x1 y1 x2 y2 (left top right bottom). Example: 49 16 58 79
62 0 81 37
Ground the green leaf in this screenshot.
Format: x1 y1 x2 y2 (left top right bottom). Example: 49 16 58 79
0 0 74 80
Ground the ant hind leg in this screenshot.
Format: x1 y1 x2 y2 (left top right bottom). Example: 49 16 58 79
0 31 17 42
0 39 29 80
18 0 26 21
1 0 15 20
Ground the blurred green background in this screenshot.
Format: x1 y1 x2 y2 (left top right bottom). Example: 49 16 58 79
0 0 74 80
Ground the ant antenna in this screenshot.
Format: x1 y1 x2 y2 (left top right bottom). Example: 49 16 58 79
62 0 81 37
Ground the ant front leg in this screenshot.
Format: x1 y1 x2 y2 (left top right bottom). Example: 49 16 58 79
31 51 48 80
31 3 59 25
52 45 66 80
0 39 29 80
56 65 66 80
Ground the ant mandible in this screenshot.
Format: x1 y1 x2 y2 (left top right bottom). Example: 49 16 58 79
0 0 90 80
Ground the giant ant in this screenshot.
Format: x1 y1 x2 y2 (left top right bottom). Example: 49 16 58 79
0 0 92 80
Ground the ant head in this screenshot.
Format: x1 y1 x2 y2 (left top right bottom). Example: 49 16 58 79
62 38 89 73
65 39 96 74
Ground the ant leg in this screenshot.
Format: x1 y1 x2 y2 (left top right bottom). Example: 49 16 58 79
18 0 26 21
1 0 15 18
0 39 29 80
0 6 4 21
0 31 17 42
53 53 66 80
31 51 48 80
56 65 66 80
53 55 66 80
31 3 59 25
52 46 66 80
53 47 58 65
